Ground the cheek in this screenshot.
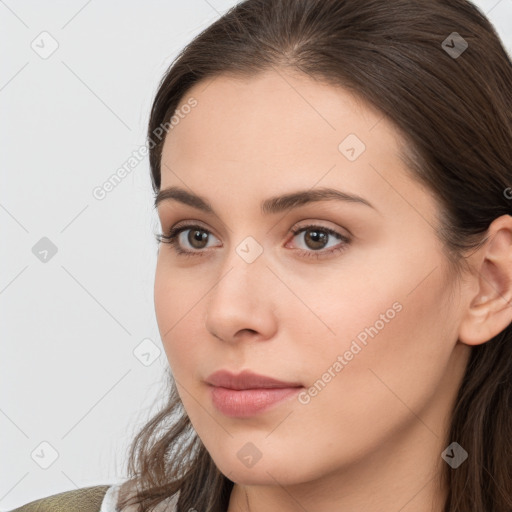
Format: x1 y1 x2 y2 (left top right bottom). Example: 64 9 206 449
154 260 202 373
294 255 456 438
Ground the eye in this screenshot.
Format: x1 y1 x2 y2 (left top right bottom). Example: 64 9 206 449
286 224 350 259
155 223 220 257
155 222 351 260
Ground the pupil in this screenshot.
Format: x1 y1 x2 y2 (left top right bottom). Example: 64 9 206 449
190 230 207 248
306 229 327 249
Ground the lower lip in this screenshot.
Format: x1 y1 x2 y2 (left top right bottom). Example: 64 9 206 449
209 386 303 418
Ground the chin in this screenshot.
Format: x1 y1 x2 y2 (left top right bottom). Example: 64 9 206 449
209 449 307 486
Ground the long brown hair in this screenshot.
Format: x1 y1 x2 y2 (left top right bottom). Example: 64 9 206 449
117 1 512 510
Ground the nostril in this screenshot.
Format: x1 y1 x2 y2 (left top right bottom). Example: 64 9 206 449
241 328 258 335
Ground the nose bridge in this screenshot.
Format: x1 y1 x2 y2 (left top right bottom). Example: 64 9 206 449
204 234 277 340
211 238 267 307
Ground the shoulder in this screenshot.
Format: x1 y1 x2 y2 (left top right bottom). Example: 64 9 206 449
8 482 180 512
8 485 111 512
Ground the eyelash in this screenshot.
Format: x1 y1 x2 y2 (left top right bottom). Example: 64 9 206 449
155 222 350 260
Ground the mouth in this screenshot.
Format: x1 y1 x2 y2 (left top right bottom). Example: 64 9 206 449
204 369 304 418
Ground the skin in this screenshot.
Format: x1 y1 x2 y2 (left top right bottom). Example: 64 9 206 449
153 69 512 512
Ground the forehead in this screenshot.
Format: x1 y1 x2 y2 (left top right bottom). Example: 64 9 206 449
163 69 402 162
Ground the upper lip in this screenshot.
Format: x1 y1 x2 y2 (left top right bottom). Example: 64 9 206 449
205 370 303 390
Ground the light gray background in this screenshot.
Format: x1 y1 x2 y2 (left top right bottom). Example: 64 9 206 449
1 1 511 509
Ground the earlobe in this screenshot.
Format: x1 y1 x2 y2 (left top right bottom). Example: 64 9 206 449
458 215 512 346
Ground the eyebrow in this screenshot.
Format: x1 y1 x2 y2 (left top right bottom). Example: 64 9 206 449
154 186 377 215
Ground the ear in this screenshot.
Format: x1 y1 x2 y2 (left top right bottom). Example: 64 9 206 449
458 214 512 346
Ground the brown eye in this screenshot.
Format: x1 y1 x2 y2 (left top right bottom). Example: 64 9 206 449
288 224 351 260
155 224 221 256
302 228 329 250
187 229 209 249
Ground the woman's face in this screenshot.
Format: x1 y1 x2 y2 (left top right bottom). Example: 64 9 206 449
154 70 471 488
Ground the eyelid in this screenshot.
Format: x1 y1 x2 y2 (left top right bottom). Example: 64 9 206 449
168 220 222 243
286 223 350 258
289 219 350 239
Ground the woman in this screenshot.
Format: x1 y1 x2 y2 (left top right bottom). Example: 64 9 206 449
12 0 512 511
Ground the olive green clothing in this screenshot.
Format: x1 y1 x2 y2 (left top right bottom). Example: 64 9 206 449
9 485 110 512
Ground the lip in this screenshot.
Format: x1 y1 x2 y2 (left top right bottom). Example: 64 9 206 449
205 370 304 418
205 369 303 390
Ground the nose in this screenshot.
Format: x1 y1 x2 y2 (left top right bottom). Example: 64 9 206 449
204 247 278 344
